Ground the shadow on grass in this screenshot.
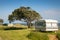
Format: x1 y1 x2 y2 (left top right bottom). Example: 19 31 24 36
4 27 26 30
30 30 54 34
40 31 53 33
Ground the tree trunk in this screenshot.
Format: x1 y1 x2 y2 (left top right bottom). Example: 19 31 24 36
27 21 31 28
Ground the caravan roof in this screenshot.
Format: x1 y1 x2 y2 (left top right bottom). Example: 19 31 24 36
39 19 58 23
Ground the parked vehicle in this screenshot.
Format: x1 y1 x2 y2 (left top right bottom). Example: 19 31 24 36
35 19 58 31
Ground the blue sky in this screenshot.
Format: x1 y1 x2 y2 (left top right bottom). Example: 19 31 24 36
0 0 60 23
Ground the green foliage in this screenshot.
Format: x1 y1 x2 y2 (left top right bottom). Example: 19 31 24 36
27 31 49 40
3 23 8 26
0 25 7 30
57 33 60 40
8 15 14 23
4 27 27 30
8 6 42 28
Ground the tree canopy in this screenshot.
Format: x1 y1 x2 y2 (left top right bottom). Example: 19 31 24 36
8 6 42 28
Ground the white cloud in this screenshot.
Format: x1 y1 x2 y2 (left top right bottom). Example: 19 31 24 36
40 9 60 22
44 9 60 14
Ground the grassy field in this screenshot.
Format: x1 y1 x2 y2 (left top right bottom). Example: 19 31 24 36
0 25 60 40
0 30 30 40
0 25 30 40
0 29 49 40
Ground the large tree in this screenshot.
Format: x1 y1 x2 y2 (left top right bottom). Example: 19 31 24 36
8 6 42 28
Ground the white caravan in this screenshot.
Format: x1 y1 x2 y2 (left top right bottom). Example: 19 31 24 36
35 19 58 31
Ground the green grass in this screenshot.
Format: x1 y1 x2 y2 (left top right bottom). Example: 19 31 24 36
57 33 60 40
56 30 60 40
0 25 49 40
27 31 49 40
0 25 31 40
0 30 49 40
0 30 31 40
0 25 60 40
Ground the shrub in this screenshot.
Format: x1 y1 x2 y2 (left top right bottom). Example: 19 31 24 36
4 27 26 30
3 23 8 26
57 33 60 40
27 31 49 40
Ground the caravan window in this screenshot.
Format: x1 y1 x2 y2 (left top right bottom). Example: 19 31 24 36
52 23 57 27
36 21 46 27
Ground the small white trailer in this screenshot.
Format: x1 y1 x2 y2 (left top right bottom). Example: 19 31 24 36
35 19 58 31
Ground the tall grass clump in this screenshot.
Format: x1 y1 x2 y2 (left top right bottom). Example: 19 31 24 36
27 31 49 40
57 33 60 40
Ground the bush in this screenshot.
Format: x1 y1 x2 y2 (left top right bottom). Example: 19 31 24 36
4 27 26 30
27 31 49 40
3 23 8 26
57 33 60 40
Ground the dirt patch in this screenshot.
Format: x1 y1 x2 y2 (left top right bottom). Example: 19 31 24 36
0 37 2 40
48 34 58 40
